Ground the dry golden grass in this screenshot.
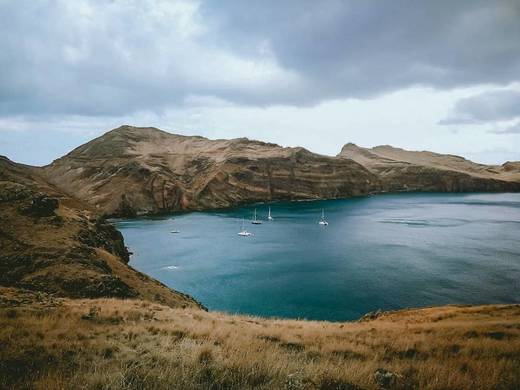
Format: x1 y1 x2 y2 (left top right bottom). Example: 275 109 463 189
1 288 519 389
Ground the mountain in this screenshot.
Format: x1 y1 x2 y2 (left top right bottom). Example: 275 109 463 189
42 125 379 216
41 125 520 217
0 155 202 309
339 143 520 193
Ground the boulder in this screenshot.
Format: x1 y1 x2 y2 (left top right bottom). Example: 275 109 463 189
20 195 58 217
374 368 402 389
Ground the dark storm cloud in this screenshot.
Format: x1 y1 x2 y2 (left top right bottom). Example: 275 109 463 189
1 0 519 117
439 89 520 124
201 0 520 97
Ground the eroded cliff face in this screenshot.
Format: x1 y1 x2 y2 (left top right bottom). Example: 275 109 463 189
42 126 380 216
0 156 203 309
38 126 520 216
338 143 520 193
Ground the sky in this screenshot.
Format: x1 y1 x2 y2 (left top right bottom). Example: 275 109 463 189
1 0 519 166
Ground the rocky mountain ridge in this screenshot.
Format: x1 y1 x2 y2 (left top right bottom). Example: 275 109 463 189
41 125 379 216
339 142 520 193
38 125 520 216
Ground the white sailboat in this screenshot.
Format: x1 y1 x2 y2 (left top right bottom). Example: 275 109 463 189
267 206 273 221
251 208 262 224
238 218 253 236
318 208 329 226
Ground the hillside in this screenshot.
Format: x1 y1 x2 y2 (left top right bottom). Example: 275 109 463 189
41 125 379 216
339 143 520 193
1 289 519 389
0 156 202 309
40 126 520 217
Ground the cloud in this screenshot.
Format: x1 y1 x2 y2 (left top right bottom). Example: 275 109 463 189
0 0 300 117
201 1 520 98
489 120 520 135
439 89 520 125
0 0 519 118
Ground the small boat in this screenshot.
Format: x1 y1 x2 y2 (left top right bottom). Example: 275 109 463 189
267 206 273 221
251 208 262 224
238 219 253 237
170 230 180 234
318 209 329 226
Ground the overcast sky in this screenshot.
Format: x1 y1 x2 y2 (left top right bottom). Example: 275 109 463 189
1 0 519 166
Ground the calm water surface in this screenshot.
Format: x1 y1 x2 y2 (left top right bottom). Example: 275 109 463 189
116 193 520 321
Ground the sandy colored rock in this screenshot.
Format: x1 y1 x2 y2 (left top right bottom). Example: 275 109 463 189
338 143 520 193
42 125 379 216
40 126 520 217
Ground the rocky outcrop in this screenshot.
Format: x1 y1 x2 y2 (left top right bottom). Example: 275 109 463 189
374 368 403 389
42 125 380 216
338 143 520 193
19 194 59 217
0 156 203 309
503 161 520 172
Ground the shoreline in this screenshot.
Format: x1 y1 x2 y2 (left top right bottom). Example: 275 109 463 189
113 192 520 322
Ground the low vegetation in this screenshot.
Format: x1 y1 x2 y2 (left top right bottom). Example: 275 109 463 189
1 287 519 389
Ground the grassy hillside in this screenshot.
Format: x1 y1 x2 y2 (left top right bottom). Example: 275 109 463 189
2 287 519 390
0 156 203 310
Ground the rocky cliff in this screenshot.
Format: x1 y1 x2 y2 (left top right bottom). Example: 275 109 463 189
42 125 379 216
0 156 203 309
338 143 520 193
41 125 520 217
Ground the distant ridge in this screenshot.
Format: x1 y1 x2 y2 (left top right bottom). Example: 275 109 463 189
338 142 520 193
23 125 519 217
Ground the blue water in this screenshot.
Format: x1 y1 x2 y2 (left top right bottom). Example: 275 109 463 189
116 193 520 321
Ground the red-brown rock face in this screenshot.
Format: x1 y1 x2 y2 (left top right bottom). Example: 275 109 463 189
42 126 379 216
